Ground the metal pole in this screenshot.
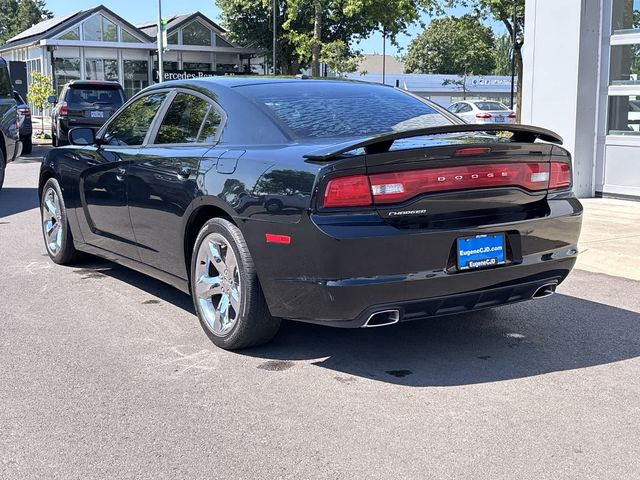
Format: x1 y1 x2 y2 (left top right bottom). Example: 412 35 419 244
272 0 277 75
510 0 516 109
381 29 386 85
157 0 164 82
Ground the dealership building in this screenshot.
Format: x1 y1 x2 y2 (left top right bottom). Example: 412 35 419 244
0 5 256 99
523 0 640 199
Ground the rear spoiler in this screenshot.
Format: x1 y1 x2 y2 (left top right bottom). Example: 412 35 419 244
303 124 563 161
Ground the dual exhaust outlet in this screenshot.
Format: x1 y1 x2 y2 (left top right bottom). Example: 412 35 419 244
362 282 557 328
531 282 557 299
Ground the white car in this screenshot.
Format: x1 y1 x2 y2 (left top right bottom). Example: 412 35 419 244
447 100 516 125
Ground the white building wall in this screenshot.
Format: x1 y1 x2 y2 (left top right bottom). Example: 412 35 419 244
522 0 603 197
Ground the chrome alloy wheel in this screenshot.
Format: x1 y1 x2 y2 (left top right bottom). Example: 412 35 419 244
194 233 242 337
42 187 63 255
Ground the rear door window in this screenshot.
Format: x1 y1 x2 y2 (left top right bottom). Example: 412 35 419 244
154 92 222 144
103 92 167 146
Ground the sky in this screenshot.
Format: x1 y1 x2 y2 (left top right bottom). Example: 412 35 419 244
44 0 505 56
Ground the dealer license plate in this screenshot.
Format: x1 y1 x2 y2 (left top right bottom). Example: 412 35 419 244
457 233 506 271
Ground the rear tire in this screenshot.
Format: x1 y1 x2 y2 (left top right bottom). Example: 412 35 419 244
191 218 281 350
40 178 81 265
51 130 57 147
20 135 32 155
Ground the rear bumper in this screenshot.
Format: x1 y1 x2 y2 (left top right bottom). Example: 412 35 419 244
243 196 583 326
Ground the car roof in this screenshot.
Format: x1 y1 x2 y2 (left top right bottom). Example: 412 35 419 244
157 76 380 90
65 80 123 88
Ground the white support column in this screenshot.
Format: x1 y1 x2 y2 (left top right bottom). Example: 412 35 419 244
522 0 604 197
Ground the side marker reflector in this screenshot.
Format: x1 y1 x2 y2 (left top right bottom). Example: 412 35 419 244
265 234 291 245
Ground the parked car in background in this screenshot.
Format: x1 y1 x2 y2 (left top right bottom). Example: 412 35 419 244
39 78 581 350
49 80 125 146
14 91 32 155
0 57 21 192
448 100 516 125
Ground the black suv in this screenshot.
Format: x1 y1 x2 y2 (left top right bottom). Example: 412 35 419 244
49 81 125 146
0 58 21 192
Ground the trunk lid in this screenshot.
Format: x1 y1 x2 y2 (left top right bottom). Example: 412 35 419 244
365 138 554 229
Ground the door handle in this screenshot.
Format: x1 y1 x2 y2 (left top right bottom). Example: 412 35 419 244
116 167 126 181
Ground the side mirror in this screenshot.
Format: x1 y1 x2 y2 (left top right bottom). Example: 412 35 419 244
47 95 56 104
68 127 96 146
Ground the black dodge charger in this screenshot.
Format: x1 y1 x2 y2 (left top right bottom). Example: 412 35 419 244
39 78 582 349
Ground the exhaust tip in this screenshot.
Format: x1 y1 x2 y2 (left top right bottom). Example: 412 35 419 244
363 309 400 328
532 282 557 299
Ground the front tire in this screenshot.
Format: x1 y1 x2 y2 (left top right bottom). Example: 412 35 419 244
191 218 281 350
40 178 81 265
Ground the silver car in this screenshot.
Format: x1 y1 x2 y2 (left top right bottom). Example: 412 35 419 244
447 100 516 125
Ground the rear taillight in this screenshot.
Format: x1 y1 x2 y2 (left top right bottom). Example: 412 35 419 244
323 174 372 208
369 163 550 204
476 113 492 119
508 113 516 119
549 161 571 189
320 161 571 208
59 102 68 116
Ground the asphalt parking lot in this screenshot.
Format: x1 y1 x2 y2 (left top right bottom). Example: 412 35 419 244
1 146 639 479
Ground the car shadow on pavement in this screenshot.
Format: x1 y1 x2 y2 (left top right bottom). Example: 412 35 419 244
71 258 640 387
72 258 195 313
0 187 39 218
245 294 640 387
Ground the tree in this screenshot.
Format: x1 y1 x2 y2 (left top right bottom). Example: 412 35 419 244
404 15 496 75
442 0 524 118
493 33 511 75
27 71 54 135
216 0 437 75
0 0 53 45
321 40 362 77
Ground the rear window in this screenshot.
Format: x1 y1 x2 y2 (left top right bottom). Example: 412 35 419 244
68 85 124 107
237 82 453 139
475 101 508 111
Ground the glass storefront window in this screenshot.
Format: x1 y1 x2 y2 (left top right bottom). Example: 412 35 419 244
610 44 640 84
153 61 179 71
102 17 117 42
216 64 238 73
53 57 81 95
215 35 234 48
82 14 118 42
612 0 640 34
608 95 640 135
123 60 149 99
85 59 119 82
182 21 211 46
58 27 80 41
83 15 102 41
183 62 211 71
122 29 141 43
